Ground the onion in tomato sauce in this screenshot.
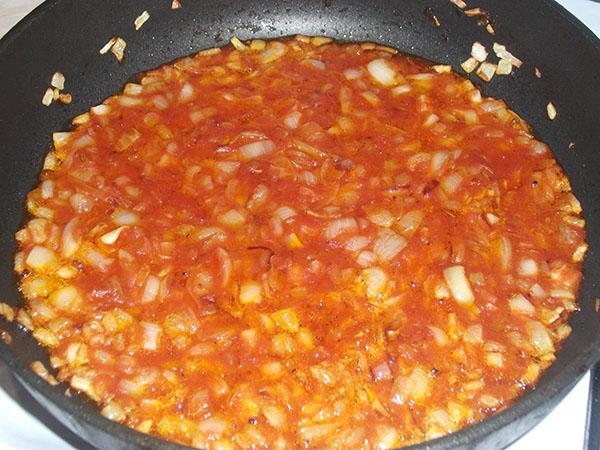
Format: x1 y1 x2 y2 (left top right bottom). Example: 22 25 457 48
14 36 586 448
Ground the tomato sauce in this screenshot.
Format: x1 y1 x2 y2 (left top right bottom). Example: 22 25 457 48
14 36 586 448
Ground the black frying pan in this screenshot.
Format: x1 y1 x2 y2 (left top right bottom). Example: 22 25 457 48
1 1 600 449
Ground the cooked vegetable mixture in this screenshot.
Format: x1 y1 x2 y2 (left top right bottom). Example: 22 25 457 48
14 36 586 448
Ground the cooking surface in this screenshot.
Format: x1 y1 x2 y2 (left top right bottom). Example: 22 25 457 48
0 0 598 449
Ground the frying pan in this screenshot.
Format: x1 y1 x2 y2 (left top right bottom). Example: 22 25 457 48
1 0 599 449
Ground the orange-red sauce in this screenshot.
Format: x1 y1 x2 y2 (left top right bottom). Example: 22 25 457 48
15 37 585 448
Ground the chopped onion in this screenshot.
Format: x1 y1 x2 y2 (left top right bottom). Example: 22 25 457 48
492 43 523 68
239 139 275 160
61 217 81 258
50 285 80 311
284 111 302 129
391 366 431 404
476 62 497 82
218 209 246 228
443 265 475 306
111 208 139 225
526 321 555 355
239 280 262 304
179 83 194 102
372 361 393 382
471 42 488 62
356 250 377 267
142 275 160 303
461 57 479 74
360 267 388 299
261 42 286 64
518 258 538 277
367 209 395 227
428 326 449 346
366 58 397 87
325 217 358 240
274 206 297 221
100 226 126 245
441 173 463 194
26 246 57 272
141 321 162 350
509 293 535 316
373 229 407 263
496 59 513 75
344 68 362 80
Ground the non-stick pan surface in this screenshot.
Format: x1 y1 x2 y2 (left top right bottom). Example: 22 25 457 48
1 1 600 449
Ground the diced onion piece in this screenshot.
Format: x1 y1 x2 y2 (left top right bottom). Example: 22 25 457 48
285 232 304 249
263 405 286 429
101 402 126 421
499 236 512 271
443 265 475 306
111 37 127 63
360 267 388 300
397 210 424 236
261 41 286 63
573 243 588 262
344 68 362 80
26 246 57 272
111 208 139 225
471 42 488 62
61 217 81 258
509 293 535 316
91 104 110 115
518 258 538 277
496 59 513 75
356 250 377 267
51 72 65 90
373 229 407 263
239 139 275 160
461 57 479 74
449 0 466 8
526 321 555 355
99 37 117 54
464 324 483 344
42 88 54 106
441 173 463 194
428 326 449 346
50 285 81 311
391 366 431 404
476 62 497 82
432 65 451 74
284 111 302 129
141 321 162 350
142 275 160 303
492 43 523 68
310 36 332 46
218 209 246 228
274 206 297 221
271 308 299 333
366 58 397 87
392 85 411 95
325 217 358 240
485 213 499 225
372 361 393 382
134 10 150 30
100 226 127 245
179 83 194 102
367 209 395 227
547 102 557 120
240 281 262 304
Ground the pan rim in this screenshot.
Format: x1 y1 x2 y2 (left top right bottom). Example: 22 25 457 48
1 0 600 449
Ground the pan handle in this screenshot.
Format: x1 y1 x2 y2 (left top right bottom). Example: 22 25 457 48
584 362 600 450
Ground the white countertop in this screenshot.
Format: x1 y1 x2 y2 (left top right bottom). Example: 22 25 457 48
0 1 598 449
